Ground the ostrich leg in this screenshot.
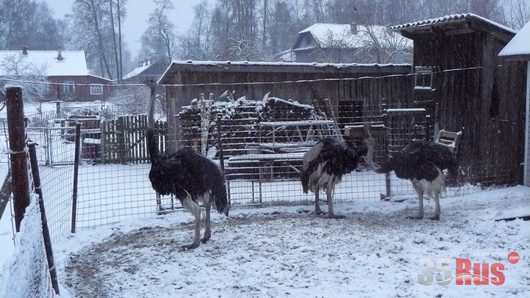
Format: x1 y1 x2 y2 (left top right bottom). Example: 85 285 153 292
326 184 334 217
326 182 343 218
202 199 212 243
181 197 201 250
408 180 424 219
314 191 323 215
431 192 441 220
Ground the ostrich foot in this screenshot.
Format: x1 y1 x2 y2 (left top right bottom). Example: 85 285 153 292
314 206 324 216
181 242 200 251
429 214 440 220
201 232 211 244
407 214 424 220
326 214 345 219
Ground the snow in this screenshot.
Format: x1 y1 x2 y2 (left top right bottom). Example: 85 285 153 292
0 50 89 77
1 196 49 298
499 21 530 58
299 23 412 49
387 108 426 113
391 13 517 35
259 120 334 127
55 186 530 297
122 61 153 80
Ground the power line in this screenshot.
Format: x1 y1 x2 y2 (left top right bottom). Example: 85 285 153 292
0 66 483 89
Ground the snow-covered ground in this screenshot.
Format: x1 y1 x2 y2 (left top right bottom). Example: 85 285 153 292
55 186 530 298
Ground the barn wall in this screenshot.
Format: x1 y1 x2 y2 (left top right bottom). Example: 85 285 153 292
413 33 483 69
164 64 412 109
437 63 526 184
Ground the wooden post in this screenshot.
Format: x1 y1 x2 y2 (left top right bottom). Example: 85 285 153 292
5 86 30 232
167 85 178 152
71 123 81 233
216 118 225 173
116 117 126 164
28 142 60 295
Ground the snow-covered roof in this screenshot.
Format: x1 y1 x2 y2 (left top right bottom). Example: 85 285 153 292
0 50 89 77
123 62 152 80
499 21 530 60
122 60 167 81
158 60 412 84
391 13 516 35
294 23 410 50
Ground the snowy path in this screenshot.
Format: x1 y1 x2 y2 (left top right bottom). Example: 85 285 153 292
58 187 530 298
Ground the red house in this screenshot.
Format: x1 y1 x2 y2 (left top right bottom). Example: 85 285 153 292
0 48 113 101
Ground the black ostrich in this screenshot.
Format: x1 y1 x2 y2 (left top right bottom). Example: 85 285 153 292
146 83 229 250
376 139 457 220
300 135 376 218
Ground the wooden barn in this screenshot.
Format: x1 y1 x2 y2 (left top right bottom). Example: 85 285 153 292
392 13 528 184
499 21 530 186
158 61 413 151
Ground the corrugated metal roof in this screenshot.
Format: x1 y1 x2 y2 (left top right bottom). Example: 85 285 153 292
390 13 516 34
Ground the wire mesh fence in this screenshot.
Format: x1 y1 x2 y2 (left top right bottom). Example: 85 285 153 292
0 73 522 235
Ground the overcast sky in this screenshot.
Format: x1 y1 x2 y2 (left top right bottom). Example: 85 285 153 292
43 0 202 58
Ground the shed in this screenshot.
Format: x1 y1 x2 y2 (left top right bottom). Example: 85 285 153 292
158 60 413 152
392 13 527 184
499 21 530 185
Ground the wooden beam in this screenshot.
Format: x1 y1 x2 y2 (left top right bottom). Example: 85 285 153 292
5 86 31 232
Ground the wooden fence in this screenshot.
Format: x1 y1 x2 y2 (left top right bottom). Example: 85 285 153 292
99 115 167 163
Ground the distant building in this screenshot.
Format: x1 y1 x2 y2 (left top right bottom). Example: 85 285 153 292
0 48 113 101
122 59 168 83
289 23 412 63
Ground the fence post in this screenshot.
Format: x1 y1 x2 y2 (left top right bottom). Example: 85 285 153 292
71 123 81 233
216 119 225 173
116 116 126 164
28 142 60 295
5 86 31 232
382 99 391 199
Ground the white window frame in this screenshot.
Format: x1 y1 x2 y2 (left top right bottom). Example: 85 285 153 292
90 84 104 95
63 81 75 95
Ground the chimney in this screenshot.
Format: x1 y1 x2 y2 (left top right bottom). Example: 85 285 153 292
57 49 64 61
350 22 358 34
22 46 28 55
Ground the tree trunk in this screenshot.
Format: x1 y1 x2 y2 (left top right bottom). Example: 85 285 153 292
117 0 123 81
89 0 113 79
109 0 120 82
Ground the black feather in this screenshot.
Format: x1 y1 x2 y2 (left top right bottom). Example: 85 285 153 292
377 139 456 181
301 137 367 193
147 130 229 215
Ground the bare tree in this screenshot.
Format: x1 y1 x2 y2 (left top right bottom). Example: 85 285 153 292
177 0 212 60
503 0 530 29
0 54 48 102
0 0 63 50
139 0 176 63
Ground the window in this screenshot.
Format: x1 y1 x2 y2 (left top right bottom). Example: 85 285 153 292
414 66 435 90
90 84 104 95
63 81 75 95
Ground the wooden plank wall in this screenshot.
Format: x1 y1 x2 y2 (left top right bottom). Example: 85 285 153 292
100 115 167 163
438 66 526 184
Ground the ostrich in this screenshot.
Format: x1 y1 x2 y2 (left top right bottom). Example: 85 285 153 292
146 82 229 250
376 139 457 220
300 127 376 218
